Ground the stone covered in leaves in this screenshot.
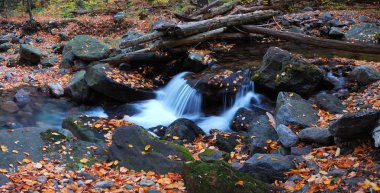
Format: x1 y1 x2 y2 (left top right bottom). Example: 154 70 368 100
253 47 324 96
66 35 110 62
85 63 155 103
108 125 194 174
183 160 273 193
275 92 319 128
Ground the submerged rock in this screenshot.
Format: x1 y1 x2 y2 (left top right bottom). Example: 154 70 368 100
108 125 194 173
164 118 205 144
275 92 319 129
183 161 273 193
253 47 324 96
239 154 297 183
47 82 64 97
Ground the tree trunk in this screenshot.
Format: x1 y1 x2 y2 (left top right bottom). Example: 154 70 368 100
26 0 34 21
239 25 380 55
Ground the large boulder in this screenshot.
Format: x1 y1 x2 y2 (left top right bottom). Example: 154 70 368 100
239 154 297 183
275 92 319 128
314 92 345 114
329 110 380 141
108 125 194 173
164 118 205 144
0 42 11 52
350 66 380 86
299 127 333 145
60 35 110 68
346 23 380 43
84 63 154 103
19 44 43 65
65 70 96 103
373 126 380 148
183 161 273 193
252 47 324 96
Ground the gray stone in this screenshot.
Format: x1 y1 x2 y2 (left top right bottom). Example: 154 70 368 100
328 20 344 27
37 175 48 184
19 44 43 65
47 82 64 97
329 27 345 38
199 149 228 161
239 154 297 183
290 146 312 156
314 92 345 114
328 169 347 177
15 88 30 105
299 127 333 144
372 126 380 148
64 70 92 103
275 92 319 128
94 181 114 189
113 12 126 22
139 179 155 186
41 57 59 67
329 109 380 140
351 66 380 86
58 32 69 41
321 12 333 21
275 124 299 148
0 42 11 52
1 101 19 113
346 23 380 43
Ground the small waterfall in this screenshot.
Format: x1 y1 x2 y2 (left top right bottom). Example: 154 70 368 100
126 72 202 128
126 71 261 132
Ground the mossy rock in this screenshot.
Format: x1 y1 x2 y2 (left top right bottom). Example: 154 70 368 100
62 115 107 143
199 149 230 161
183 161 273 193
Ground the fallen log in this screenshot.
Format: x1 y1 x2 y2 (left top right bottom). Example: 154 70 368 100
120 10 278 49
229 5 279 15
239 25 380 55
189 0 223 17
101 48 188 65
197 1 239 20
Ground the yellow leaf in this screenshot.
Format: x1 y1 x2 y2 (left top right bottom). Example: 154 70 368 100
12 150 19 154
61 145 66 150
80 158 89 163
114 160 119 165
128 144 133 148
35 162 43 169
270 157 279 161
145 145 151 151
1 145 8 152
289 93 294 97
172 136 179 140
23 158 32 163
0 169 8 173
257 155 264 160
235 180 244 186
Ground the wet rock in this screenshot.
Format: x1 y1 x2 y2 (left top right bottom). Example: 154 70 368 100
328 20 344 27
183 52 209 73
253 47 324 96
183 161 272 193
1 101 19 113
314 92 345 114
329 110 380 141
215 133 242 152
275 92 319 128
94 181 114 189
299 127 333 144
113 12 126 22
47 82 64 97
148 125 167 138
329 27 345 38
19 44 43 65
85 63 154 103
231 107 268 132
118 30 145 53
239 154 297 183
164 118 205 144
199 149 229 161
350 66 380 86
65 70 92 103
62 116 106 143
108 125 194 173
0 42 11 52
14 88 30 105
41 57 59 67
275 124 299 148
346 23 380 43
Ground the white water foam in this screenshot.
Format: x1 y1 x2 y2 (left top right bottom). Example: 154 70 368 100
125 71 261 132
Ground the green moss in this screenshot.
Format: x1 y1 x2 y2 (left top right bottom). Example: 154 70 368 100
175 144 195 161
183 161 271 193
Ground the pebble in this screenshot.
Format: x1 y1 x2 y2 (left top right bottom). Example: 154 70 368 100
94 181 114 189
140 179 155 186
37 175 47 184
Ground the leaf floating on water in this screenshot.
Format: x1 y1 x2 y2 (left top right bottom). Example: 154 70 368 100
172 136 180 140
145 144 151 151
1 145 8 152
128 144 134 148
257 155 264 160
80 158 89 163
0 169 8 173
270 157 279 161
12 150 19 154
235 180 244 186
